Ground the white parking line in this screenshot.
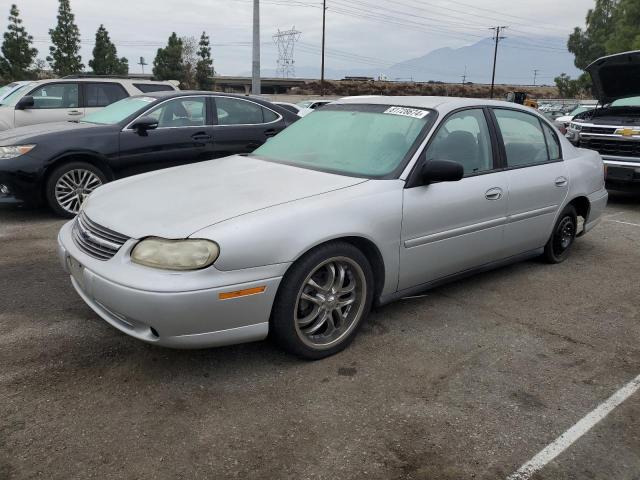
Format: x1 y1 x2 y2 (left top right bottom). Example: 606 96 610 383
506 374 640 480
608 220 640 228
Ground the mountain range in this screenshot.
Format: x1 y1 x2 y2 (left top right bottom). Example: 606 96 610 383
253 36 581 85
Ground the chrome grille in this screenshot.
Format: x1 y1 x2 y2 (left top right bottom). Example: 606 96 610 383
581 126 617 134
579 138 640 158
72 212 129 260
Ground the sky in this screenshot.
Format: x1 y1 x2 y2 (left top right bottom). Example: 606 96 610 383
8 0 595 81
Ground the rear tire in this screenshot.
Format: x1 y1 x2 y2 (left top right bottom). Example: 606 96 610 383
543 205 578 264
45 162 107 218
270 241 374 359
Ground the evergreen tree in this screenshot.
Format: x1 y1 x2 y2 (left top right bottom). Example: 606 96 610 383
0 4 38 81
152 33 184 85
89 25 128 75
47 0 83 76
195 31 213 90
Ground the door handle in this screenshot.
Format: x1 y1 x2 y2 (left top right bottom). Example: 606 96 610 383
67 110 83 116
264 128 277 137
555 176 568 187
485 187 503 200
191 132 212 141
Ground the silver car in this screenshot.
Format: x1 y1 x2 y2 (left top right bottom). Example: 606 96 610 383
57 97 608 359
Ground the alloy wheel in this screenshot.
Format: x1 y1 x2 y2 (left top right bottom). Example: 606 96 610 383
294 257 367 349
55 169 103 215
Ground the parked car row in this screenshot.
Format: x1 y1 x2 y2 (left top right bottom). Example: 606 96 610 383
0 91 298 216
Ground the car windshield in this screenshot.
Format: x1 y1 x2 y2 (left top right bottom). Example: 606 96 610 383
80 96 157 124
611 96 640 107
0 83 33 105
251 104 433 177
0 82 20 99
570 106 592 116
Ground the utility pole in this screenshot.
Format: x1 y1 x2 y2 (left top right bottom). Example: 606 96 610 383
461 65 467 85
138 57 147 74
489 26 507 99
533 69 540 86
320 0 327 96
252 0 261 95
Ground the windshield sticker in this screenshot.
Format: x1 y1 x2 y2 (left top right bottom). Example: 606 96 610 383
384 106 429 119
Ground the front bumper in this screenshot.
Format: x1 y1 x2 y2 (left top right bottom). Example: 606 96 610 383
57 221 285 349
602 156 640 189
0 153 45 206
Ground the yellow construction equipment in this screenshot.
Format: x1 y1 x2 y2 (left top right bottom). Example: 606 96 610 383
505 91 538 109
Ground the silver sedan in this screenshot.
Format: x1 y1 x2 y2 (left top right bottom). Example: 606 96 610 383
57 97 608 359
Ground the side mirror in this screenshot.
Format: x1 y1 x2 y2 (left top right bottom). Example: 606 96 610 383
130 116 158 133
15 95 34 110
421 160 464 185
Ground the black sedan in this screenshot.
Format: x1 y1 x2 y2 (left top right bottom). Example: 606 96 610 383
0 91 298 216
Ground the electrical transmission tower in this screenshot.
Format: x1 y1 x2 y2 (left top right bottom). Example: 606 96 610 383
273 27 301 78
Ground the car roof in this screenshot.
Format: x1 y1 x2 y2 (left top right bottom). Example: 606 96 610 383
24 77 174 85
334 95 543 114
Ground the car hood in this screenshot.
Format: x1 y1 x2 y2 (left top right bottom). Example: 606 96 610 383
0 120 100 144
83 155 368 239
554 115 572 123
586 50 640 104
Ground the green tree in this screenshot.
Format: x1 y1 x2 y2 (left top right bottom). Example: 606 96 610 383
89 25 128 75
47 0 83 75
554 73 592 98
605 0 640 52
567 0 618 70
0 4 38 81
153 32 184 85
195 31 213 90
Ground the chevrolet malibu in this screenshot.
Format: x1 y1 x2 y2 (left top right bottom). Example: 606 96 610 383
57 97 608 359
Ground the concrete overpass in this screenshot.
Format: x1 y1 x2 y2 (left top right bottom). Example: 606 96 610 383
212 76 313 94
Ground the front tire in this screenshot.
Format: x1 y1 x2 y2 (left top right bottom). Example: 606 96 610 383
45 162 107 218
543 204 578 263
270 242 374 359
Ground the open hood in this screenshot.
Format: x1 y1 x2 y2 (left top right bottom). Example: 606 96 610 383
586 50 640 104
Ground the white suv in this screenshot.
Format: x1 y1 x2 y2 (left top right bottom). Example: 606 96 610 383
0 77 178 131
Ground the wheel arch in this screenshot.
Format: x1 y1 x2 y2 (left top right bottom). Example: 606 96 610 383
288 235 387 302
41 152 114 199
567 195 590 236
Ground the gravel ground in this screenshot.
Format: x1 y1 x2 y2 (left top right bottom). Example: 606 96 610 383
1 193 639 480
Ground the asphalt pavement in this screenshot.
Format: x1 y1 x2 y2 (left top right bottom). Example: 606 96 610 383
1 193 639 480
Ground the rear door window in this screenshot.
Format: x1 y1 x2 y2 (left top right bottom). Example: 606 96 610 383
133 83 175 93
493 109 551 167
214 97 273 125
84 82 128 107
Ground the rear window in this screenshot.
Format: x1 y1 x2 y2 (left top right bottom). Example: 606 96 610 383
133 83 175 93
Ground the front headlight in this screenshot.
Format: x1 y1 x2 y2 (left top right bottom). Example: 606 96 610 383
569 122 582 131
0 145 35 160
131 237 220 270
